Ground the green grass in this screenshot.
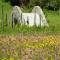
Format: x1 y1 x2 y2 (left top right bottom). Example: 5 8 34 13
0 1 60 60
0 1 12 27
0 1 60 35
44 9 60 32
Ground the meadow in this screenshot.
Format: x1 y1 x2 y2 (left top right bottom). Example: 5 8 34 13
0 1 60 35
0 1 60 60
0 35 60 60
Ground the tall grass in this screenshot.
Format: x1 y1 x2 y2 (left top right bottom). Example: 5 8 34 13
0 1 60 35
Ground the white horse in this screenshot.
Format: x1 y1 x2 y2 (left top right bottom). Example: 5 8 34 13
12 6 49 27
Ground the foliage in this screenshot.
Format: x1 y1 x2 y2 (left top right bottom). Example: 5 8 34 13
4 0 30 6
46 0 60 10
2 0 60 10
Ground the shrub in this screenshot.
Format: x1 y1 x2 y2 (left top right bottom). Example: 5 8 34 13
46 0 60 11
3 0 60 10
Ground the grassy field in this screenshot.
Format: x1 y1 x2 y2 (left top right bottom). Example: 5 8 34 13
0 1 60 60
0 2 60 35
0 35 60 60
0 1 60 35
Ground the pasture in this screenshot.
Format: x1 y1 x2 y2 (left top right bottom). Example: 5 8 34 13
0 1 60 35
0 1 60 60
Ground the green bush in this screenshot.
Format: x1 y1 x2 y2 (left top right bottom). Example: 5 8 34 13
27 0 60 10
4 0 60 10
46 0 60 10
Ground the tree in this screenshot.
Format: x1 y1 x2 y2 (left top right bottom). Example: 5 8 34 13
4 0 30 6
46 0 60 10
4 0 60 10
